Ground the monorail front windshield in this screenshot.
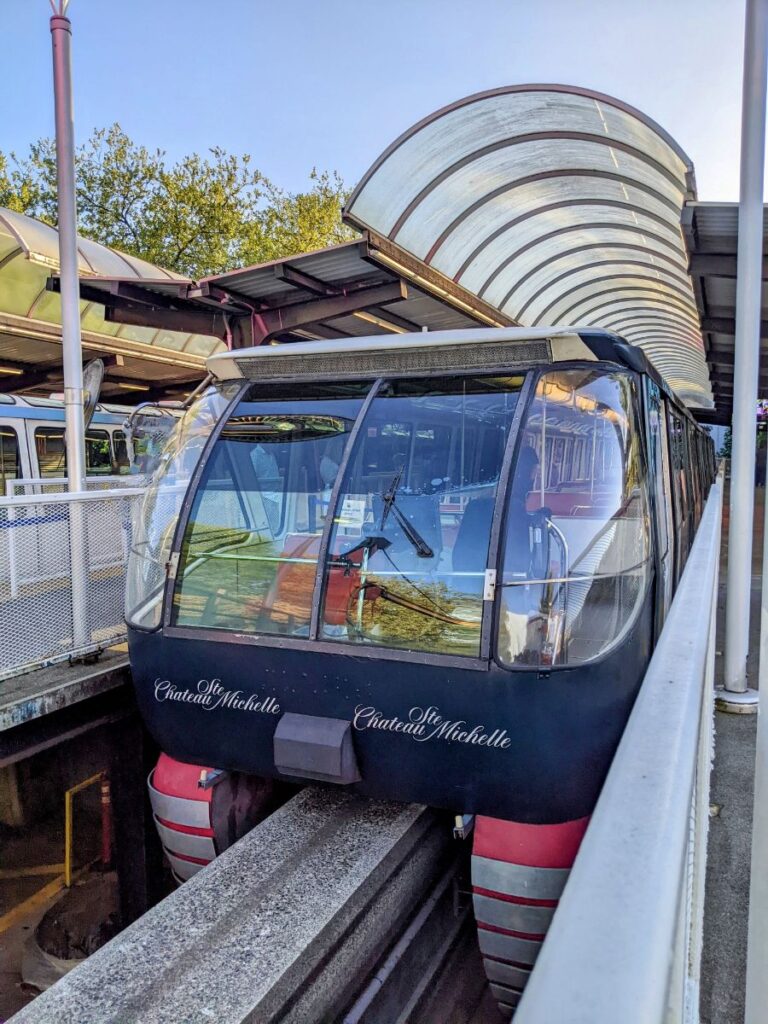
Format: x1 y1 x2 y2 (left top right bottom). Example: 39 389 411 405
127 367 650 669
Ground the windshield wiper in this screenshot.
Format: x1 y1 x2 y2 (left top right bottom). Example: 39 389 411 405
379 467 434 559
336 534 391 569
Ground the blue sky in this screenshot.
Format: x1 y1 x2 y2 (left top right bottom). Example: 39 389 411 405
0 0 749 199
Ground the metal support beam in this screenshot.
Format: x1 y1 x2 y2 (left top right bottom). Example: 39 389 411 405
50 4 89 654
0 354 125 394
701 316 768 337
104 303 230 338
355 305 421 333
724 0 768 698
273 263 341 296
689 253 768 279
109 280 188 308
248 281 408 345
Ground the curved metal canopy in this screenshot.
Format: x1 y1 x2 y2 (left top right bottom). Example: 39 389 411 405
0 206 222 360
345 84 712 408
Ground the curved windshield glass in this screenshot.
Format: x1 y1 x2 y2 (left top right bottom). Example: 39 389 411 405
319 375 524 656
498 369 650 668
125 382 241 629
171 383 368 635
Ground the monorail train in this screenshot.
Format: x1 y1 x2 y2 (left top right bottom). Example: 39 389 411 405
0 393 133 490
126 327 715 1017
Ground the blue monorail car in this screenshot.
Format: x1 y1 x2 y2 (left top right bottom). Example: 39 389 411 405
126 327 715 1013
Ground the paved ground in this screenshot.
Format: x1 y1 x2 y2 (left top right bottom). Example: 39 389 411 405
700 483 761 1024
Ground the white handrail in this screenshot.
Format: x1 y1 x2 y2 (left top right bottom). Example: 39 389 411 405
516 477 722 1024
0 487 145 507
5 474 140 496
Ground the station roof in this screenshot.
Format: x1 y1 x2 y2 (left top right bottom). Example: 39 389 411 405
345 85 713 410
0 207 220 400
62 233 510 347
682 201 768 423
7 85 717 413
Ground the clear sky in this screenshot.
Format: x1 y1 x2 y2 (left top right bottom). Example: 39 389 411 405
0 0 751 200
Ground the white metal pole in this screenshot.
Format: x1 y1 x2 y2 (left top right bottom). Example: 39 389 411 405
723 0 768 701
50 2 88 650
50 3 86 492
746 440 768 1018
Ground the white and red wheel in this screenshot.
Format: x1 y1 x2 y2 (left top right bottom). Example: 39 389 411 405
471 815 589 1017
148 753 273 884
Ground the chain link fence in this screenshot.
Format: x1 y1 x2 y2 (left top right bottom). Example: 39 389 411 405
0 485 146 680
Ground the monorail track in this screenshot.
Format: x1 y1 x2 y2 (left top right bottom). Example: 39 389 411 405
11 785 498 1024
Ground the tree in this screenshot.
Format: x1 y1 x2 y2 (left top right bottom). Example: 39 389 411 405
0 125 355 278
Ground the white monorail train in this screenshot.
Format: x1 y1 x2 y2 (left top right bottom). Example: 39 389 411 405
0 394 133 491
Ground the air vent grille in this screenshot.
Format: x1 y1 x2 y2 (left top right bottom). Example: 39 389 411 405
236 340 551 381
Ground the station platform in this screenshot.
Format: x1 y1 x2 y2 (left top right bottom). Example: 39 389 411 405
701 481 761 1024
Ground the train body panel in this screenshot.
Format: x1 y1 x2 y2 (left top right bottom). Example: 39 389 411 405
129 596 651 823
125 327 715 827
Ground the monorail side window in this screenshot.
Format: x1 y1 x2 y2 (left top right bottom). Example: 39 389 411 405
34 427 114 476
126 382 241 630
498 369 650 668
645 381 674 619
319 375 524 657
0 425 20 491
171 383 369 635
112 430 130 474
85 430 112 474
668 410 690 571
34 426 66 477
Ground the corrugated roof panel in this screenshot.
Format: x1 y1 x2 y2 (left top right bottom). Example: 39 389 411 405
204 241 378 301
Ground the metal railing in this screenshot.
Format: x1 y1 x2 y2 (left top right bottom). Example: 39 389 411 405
7 474 145 497
0 486 144 680
516 476 722 1024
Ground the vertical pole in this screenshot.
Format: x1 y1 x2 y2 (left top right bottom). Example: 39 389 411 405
50 6 85 492
724 0 768 697
746 441 768 1017
100 774 113 870
51 4 89 649
64 789 73 887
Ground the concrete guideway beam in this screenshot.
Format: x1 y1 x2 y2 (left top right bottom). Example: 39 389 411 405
10 788 449 1024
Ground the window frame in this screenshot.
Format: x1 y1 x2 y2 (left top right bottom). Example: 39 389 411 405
0 422 21 492
168 381 375 639
313 372 531 658
161 361 651 671
491 363 654 672
85 428 113 475
161 368 536 666
33 425 67 478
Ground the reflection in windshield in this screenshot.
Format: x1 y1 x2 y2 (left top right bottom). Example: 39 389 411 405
321 375 523 656
498 369 650 669
125 382 241 630
171 384 368 635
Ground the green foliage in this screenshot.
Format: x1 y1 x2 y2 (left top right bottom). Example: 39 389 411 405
0 124 355 277
719 426 731 459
